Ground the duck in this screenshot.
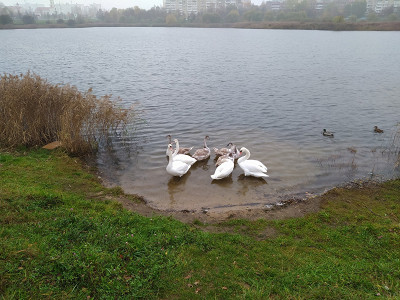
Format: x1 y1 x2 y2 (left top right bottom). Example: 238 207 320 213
166 135 193 155
172 139 196 166
192 136 211 161
166 144 191 177
374 126 384 133
237 147 269 178
322 129 334 137
211 153 234 180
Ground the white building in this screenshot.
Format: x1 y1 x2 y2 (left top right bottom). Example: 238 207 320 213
164 0 242 15
367 0 395 13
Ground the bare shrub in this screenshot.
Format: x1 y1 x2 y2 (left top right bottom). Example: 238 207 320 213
0 72 131 154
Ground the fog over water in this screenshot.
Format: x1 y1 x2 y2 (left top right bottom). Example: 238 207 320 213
1 27 399 212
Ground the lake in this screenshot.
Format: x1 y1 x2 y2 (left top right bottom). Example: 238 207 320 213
1 27 399 212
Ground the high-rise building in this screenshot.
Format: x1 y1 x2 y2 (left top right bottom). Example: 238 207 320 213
164 0 242 15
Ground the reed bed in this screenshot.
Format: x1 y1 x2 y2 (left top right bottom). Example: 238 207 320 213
0 72 131 154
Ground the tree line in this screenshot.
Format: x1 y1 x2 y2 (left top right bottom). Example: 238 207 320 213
1 2 400 26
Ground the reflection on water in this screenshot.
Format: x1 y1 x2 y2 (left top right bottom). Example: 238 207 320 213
112 128 399 212
1 28 400 212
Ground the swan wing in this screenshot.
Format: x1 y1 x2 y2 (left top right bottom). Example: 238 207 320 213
167 160 191 177
239 160 268 177
193 148 210 161
178 147 193 155
246 160 268 173
211 161 234 179
246 171 269 178
173 154 196 165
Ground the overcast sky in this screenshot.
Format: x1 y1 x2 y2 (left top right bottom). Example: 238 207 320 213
2 0 263 10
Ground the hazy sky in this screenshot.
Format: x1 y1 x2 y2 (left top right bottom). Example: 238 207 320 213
2 0 264 10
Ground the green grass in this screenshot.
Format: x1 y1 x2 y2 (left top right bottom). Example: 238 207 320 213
1 149 399 299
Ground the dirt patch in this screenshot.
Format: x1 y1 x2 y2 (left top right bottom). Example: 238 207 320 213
95 177 386 233
104 192 322 225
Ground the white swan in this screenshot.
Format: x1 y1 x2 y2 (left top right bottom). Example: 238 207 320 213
166 135 193 155
192 136 210 161
211 154 234 180
166 144 191 177
237 147 269 178
172 139 196 166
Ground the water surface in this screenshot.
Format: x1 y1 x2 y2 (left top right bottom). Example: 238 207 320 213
1 27 399 212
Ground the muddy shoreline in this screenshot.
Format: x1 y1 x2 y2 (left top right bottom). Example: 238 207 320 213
99 177 383 225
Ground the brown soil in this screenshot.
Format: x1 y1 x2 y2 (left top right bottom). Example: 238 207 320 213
95 179 382 227
98 192 322 225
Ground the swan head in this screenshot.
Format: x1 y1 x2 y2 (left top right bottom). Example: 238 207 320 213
167 143 174 155
239 147 249 156
174 138 179 143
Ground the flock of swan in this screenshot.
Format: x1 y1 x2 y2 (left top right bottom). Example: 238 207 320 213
165 135 268 180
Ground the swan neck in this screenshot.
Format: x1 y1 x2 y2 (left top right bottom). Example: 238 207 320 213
244 149 250 160
167 150 174 166
238 149 250 163
173 140 179 156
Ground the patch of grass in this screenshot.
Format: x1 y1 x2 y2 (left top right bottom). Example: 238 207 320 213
1 149 399 298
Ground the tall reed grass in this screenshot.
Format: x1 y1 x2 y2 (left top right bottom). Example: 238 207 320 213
0 72 131 154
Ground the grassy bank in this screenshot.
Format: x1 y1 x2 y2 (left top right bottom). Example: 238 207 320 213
1 149 399 299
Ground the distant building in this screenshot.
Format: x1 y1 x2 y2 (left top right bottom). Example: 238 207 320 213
367 0 395 13
35 6 56 18
164 0 243 15
4 1 102 20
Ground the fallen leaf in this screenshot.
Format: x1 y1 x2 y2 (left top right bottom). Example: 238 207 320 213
184 274 192 280
222 286 228 290
195 288 201 294
188 284 193 288
194 281 200 285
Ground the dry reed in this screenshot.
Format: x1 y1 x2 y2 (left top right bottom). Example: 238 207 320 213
0 72 131 155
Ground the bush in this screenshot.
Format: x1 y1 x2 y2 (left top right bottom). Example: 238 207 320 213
0 72 132 155
67 19 76 26
0 14 13 25
22 14 35 24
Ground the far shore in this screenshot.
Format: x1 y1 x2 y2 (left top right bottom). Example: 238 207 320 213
1 21 400 31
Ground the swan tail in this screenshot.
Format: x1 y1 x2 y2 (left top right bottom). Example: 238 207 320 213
257 173 269 178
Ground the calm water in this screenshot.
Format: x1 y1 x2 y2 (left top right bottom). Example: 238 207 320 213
1 27 400 212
